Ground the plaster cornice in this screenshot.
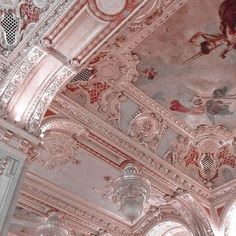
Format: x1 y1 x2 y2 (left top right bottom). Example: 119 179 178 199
20 172 131 235
51 94 212 202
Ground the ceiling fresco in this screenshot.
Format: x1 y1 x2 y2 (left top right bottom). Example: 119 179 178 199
134 0 236 130
3 0 236 235
60 0 236 188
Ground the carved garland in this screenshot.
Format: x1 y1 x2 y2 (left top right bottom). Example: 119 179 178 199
165 125 236 186
129 109 167 152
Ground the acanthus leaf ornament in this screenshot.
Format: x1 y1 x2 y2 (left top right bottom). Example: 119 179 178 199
40 130 78 169
129 110 167 152
165 124 236 187
39 117 86 169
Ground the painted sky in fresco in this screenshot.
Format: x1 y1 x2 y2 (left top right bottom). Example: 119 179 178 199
134 0 236 129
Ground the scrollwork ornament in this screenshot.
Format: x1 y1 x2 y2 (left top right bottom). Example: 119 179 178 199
165 124 236 186
52 96 213 201
129 110 166 152
97 87 127 128
41 130 78 169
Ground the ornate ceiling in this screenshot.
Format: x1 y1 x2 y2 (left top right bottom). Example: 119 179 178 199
1 0 236 235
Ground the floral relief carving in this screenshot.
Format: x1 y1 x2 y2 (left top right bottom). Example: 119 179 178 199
40 130 78 169
39 117 86 169
25 65 75 134
129 110 167 152
133 204 194 236
179 194 215 236
65 81 127 129
88 51 140 86
0 47 45 113
165 125 236 186
90 53 128 83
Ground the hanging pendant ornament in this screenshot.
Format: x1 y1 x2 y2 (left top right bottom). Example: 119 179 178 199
36 211 68 236
111 163 150 222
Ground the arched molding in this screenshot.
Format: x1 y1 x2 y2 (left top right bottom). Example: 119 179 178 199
0 46 76 134
133 205 195 236
219 195 236 235
223 203 236 236
40 116 87 137
175 194 215 236
87 0 128 21
0 47 46 113
218 194 236 227
144 217 194 236
161 226 190 236
25 66 76 134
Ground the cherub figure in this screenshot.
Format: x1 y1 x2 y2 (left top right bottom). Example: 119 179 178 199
185 0 236 63
170 86 235 124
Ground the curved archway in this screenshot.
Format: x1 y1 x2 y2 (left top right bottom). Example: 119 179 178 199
146 220 193 236
222 201 236 236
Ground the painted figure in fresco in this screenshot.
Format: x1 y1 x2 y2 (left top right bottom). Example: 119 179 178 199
170 86 235 124
185 0 236 63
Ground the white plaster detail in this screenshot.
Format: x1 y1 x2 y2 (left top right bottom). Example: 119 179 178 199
95 0 126 15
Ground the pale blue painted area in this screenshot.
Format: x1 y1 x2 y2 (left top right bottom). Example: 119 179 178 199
156 128 178 158
119 98 139 134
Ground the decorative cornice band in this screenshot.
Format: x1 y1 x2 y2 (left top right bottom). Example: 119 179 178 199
51 95 212 202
